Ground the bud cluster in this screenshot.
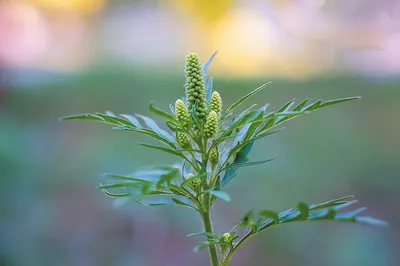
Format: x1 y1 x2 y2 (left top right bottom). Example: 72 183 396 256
184 53 207 121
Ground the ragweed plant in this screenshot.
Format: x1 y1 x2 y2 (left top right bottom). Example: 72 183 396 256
61 52 387 266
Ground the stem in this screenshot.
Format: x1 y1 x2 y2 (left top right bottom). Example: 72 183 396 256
201 199 219 266
221 229 254 266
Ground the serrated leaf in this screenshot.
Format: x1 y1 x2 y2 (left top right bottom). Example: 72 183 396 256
202 50 218 75
225 82 271 115
207 190 231 202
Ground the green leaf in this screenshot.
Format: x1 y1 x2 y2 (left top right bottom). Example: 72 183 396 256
105 173 154 184
169 103 175 115
205 77 213 104
207 190 231 202
224 82 271 115
149 102 178 123
297 202 309 219
240 210 254 227
136 114 175 142
355 217 389 227
137 142 186 159
193 241 216 253
235 157 276 168
187 232 220 240
259 210 279 223
293 99 308 111
120 114 142 128
138 198 177 206
171 198 198 211
303 100 322 111
202 50 218 75
318 96 360 108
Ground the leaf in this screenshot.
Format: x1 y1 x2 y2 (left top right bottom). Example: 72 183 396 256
303 100 322 111
297 202 309 219
318 96 360 108
308 195 355 211
259 210 279 223
193 241 216 253
355 217 389 227
224 82 271 115
221 165 238 187
240 210 254 227
205 77 213 103
236 157 276 168
293 99 308 111
207 190 231 202
187 232 219 240
136 114 175 142
202 50 218 76
138 198 177 206
169 103 175 115
105 173 154 184
149 102 178 123
137 142 186 159
120 114 142 128
256 196 387 232
171 198 198 211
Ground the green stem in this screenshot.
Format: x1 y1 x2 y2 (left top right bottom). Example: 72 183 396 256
201 201 219 266
221 229 254 266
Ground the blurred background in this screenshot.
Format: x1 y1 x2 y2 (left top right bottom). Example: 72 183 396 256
1 0 399 265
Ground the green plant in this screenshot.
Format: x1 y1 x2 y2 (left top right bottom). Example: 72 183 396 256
61 52 387 266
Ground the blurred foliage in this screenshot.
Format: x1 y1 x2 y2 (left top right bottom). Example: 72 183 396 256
1 67 399 265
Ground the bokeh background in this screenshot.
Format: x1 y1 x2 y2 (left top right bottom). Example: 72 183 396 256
1 0 399 265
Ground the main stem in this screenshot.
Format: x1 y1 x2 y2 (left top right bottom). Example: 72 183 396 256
201 198 219 266
199 137 219 266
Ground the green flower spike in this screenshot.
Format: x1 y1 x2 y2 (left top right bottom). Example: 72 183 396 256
209 147 219 169
209 91 222 117
176 132 191 148
175 99 190 128
204 110 218 138
185 53 207 121
187 173 201 193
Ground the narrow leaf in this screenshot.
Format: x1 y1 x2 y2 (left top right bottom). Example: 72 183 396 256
202 50 218 75
225 82 271 115
207 190 231 202
259 210 279 223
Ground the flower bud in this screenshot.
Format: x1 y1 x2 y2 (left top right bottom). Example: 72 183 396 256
204 110 218 138
209 147 219 169
187 173 201 193
222 233 231 242
176 132 191 148
175 99 190 128
185 53 207 121
209 91 222 117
